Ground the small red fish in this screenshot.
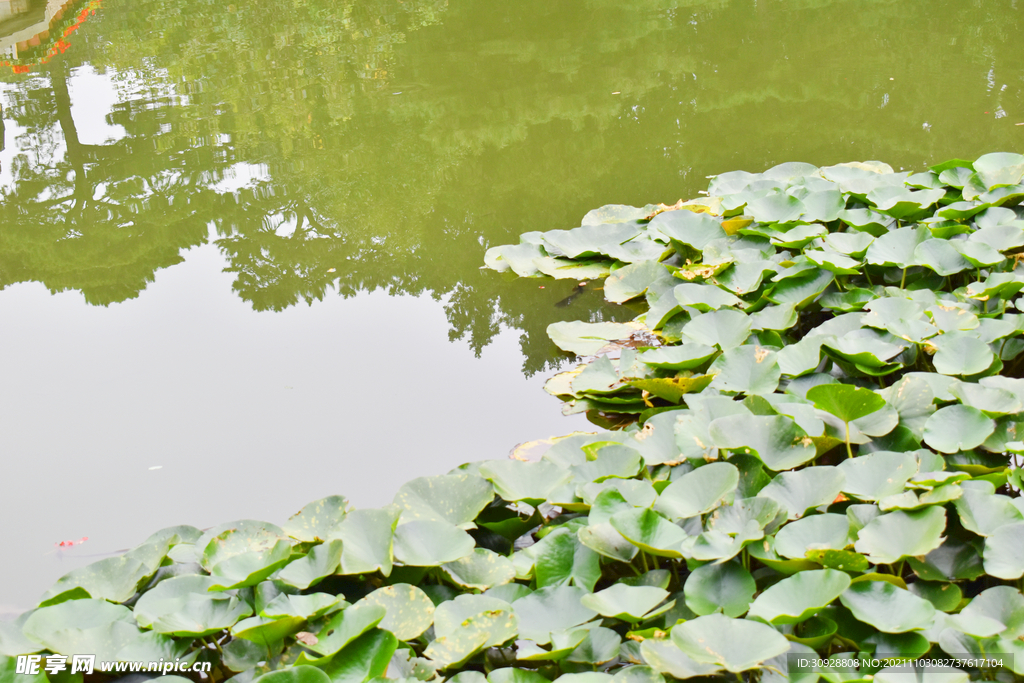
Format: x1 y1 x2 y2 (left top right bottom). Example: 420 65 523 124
55 537 88 548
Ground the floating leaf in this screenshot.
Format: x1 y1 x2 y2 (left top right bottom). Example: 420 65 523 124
839 581 936 633
922 405 996 453
670 613 790 673
580 584 669 622
748 570 851 625
854 507 947 565
653 462 739 520
359 584 434 641
682 562 756 618
708 414 816 471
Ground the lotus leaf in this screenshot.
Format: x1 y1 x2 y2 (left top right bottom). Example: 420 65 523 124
748 569 852 625
708 345 781 395
773 514 851 560
134 574 252 637
854 506 946 565
682 561 755 618
609 508 688 558
670 613 790 673
639 639 723 678
839 581 936 633
392 474 494 529
358 584 434 641
514 586 598 645
334 507 400 576
983 522 1024 579
758 467 845 519
653 462 738 520
580 584 668 622
441 548 515 591
708 414 816 471
922 405 996 453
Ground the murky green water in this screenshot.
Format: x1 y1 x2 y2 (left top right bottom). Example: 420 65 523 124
1 0 1021 615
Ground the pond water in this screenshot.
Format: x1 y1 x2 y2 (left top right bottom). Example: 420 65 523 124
1 0 1022 617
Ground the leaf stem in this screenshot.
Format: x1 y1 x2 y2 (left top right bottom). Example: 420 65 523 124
640 551 650 573
845 422 853 459
900 267 907 290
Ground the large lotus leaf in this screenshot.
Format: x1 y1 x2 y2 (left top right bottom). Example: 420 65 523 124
319 629 397 682
653 462 738 520
758 467 845 519
392 474 493 529
804 249 862 275
483 241 545 277
838 451 918 501
971 223 1024 252
854 507 946 565
639 639 723 678
973 152 1024 189
765 269 834 308
569 444 644 484
748 569 852 625
563 627 622 665
865 227 930 267
572 356 624 395
441 548 515 591
708 414 816 471
637 344 717 371
839 581 936 633
961 586 1024 639
745 189 805 223
951 381 1022 417
914 238 970 276
577 522 639 562
609 665 664 683
358 584 434 641
625 375 714 403
689 526 763 562
547 321 643 356
296 603 386 663
825 231 875 257
283 496 349 542
514 586 598 645
708 346 781 395
922 405 996 453
604 261 675 304
670 613 789 673
253 666 331 683
930 333 995 376
534 257 613 280
953 490 1023 536
906 581 963 613
682 561 755 617
277 539 343 590
748 304 798 332
479 460 573 506
649 210 726 249
610 508 688 558
134 574 252 637
580 584 668 622
877 375 936 440
868 186 945 220
983 522 1024 579
673 283 742 311
231 614 305 645
906 536 985 582
806 383 885 424
773 514 851 560
393 520 475 567
681 309 752 350
199 520 289 572
261 592 340 620
707 497 782 535
40 540 170 604
22 599 162 663
334 507 400 577
952 239 1005 266
541 223 641 259
209 539 294 591
531 528 601 591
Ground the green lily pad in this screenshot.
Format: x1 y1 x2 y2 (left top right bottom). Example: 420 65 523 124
653 462 739 520
838 451 918 501
922 405 996 453
930 332 995 376
441 548 516 591
580 584 669 622
839 581 936 633
806 383 886 423
609 508 688 558
670 613 790 673
682 561 756 618
335 507 401 577
514 586 598 645
748 569 852 625
479 460 573 506
358 584 434 641
983 522 1024 579
639 639 723 678
283 496 349 542
773 514 851 560
673 283 742 311
134 574 252 637
681 309 752 350
209 539 294 590
605 261 675 303
392 474 494 528
854 507 947 565
708 346 781 395
547 321 643 356
961 586 1024 639
637 344 717 370
708 414 816 471
758 467 845 519
277 539 343 590
393 520 475 567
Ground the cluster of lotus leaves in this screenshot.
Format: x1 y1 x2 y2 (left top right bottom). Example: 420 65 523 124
4 155 1024 683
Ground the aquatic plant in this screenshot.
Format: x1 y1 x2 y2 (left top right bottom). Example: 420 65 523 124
3 154 1024 682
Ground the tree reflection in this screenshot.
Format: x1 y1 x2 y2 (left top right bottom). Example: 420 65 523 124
0 0 1021 373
